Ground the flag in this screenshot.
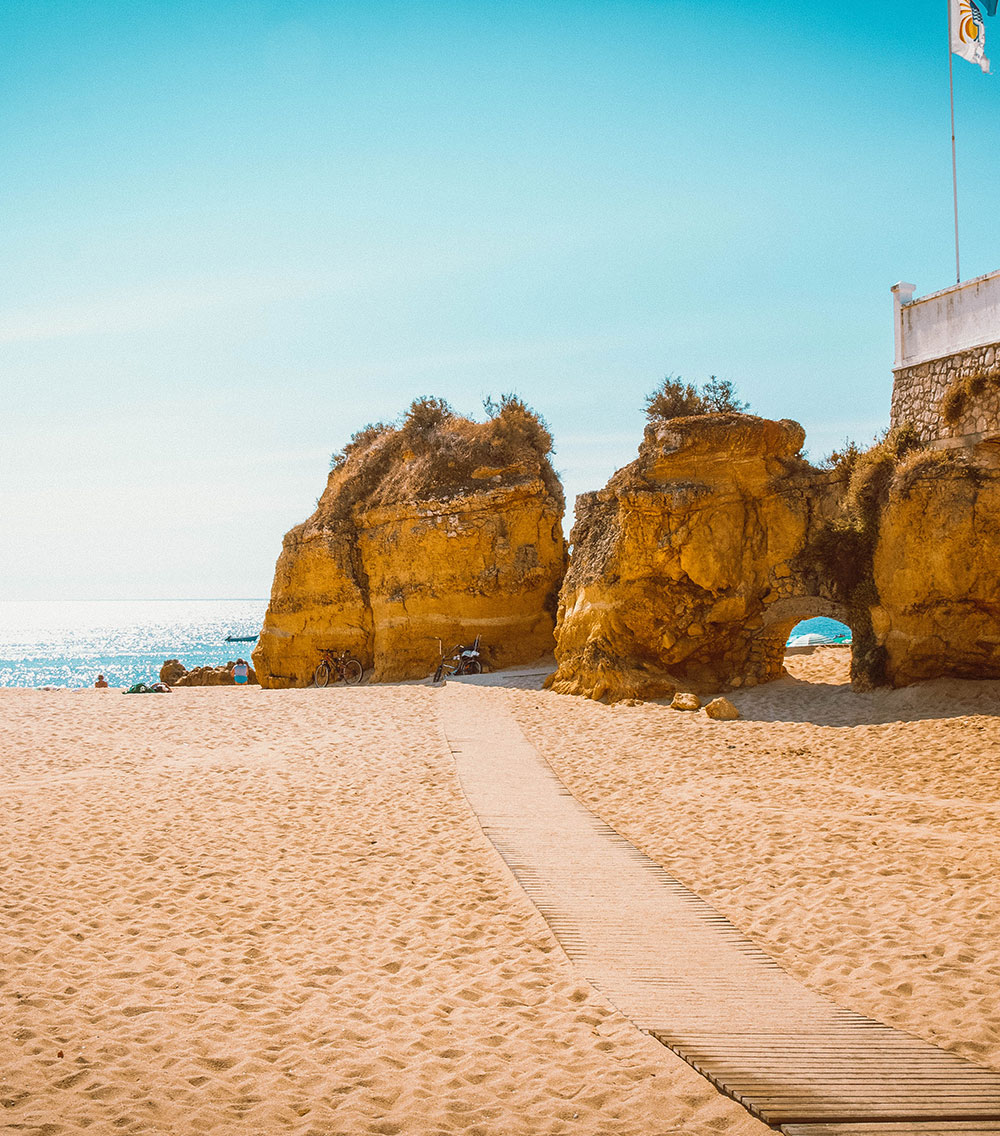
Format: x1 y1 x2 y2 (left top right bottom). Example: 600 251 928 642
953 0 990 71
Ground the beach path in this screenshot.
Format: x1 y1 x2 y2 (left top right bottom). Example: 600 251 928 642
439 680 1000 1133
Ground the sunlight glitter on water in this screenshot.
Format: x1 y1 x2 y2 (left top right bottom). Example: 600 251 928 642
0 599 267 688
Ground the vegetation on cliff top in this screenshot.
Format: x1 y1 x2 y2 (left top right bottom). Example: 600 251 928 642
644 375 749 421
325 395 562 518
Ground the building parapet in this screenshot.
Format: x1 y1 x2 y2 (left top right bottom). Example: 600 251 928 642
893 270 1000 370
890 273 1000 454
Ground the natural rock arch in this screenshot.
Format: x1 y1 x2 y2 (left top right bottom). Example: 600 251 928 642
547 414 849 701
749 595 854 683
547 411 1000 700
761 595 851 627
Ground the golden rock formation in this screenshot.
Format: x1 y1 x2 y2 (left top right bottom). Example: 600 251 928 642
874 458 1000 684
254 399 566 687
546 414 845 702
547 410 1000 700
256 392 1000 698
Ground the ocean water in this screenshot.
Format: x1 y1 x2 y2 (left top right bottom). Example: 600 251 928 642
0 602 849 689
788 616 851 643
0 599 267 689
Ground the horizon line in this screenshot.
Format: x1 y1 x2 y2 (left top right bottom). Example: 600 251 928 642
0 597 270 603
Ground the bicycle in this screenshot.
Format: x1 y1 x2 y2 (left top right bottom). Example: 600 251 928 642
433 635 483 683
314 648 364 687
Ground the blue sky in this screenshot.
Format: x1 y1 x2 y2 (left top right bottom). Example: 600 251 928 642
3 0 999 599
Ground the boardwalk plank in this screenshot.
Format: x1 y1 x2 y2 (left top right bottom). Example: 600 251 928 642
774 1124 1000 1131
439 683 1000 1130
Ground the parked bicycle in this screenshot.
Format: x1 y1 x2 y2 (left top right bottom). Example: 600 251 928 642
433 635 483 683
314 648 364 687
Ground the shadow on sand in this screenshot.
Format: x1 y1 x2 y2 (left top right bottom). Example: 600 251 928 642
438 657 1000 729
725 672 1000 728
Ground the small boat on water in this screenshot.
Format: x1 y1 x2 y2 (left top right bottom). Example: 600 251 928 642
224 634 258 643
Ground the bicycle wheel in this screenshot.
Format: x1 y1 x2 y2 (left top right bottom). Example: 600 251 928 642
433 663 445 683
461 660 483 675
343 658 363 685
314 662 331 688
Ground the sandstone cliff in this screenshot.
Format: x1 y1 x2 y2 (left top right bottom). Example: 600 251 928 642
547 411 1000 701
546 415 845 702
254 398 566 687
874 454 1000 684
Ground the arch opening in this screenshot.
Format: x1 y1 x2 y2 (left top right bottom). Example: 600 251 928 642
786 616 852 650
754 596 854 686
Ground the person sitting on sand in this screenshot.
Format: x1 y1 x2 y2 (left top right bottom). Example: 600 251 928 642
232 659 249 685
94 674 109 688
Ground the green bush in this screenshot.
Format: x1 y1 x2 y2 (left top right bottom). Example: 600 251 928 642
846 424 921 529
701 376 749 413
821 439 863 478
940 370 997 426
644 375 749 422
484 393 554 456
323 396 561 516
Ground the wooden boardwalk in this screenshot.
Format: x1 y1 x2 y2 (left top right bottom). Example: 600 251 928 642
439 682 1000 1135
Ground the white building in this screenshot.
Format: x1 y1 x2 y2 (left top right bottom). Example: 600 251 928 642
890 271 1000 452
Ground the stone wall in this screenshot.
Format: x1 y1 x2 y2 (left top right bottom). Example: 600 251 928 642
890 341 1000 448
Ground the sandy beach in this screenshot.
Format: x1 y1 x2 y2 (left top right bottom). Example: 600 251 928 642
3 650 999 1133
512 649 1000 1072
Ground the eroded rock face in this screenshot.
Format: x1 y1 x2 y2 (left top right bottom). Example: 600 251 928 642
357 486 564 682
547 415 845 701
874 463 1000 684
251 519 372 687
548 412 1000 700
254 405 566 687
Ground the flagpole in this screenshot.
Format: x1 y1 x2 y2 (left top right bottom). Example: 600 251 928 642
948 0 962 283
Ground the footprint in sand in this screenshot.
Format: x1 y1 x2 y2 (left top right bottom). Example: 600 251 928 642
198 1055 239 1071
